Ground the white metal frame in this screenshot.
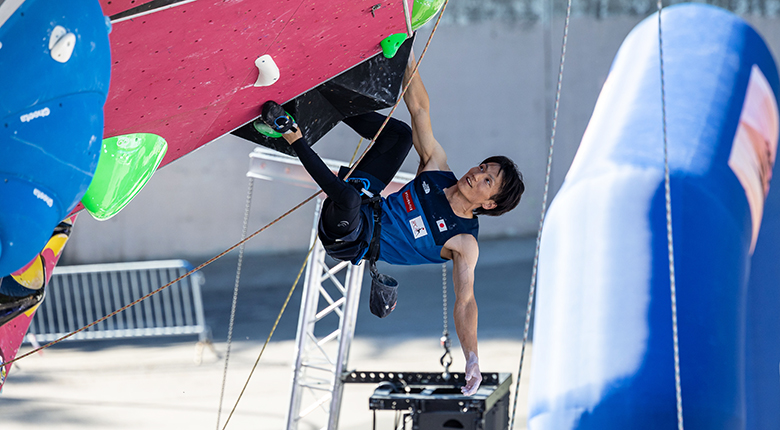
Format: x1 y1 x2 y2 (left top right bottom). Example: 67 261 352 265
27 259 209 343
285 198 364 430
246 145 413 430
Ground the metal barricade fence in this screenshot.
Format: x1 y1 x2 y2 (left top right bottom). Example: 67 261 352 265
26 260 211 348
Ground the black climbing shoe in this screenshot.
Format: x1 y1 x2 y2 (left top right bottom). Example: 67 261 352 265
260 101 297 134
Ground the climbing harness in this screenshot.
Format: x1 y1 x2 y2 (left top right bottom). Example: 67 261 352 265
509 0 572 426
221 2 453 426
365 194 400 319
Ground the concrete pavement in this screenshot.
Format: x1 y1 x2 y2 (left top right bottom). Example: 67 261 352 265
1 236 537 429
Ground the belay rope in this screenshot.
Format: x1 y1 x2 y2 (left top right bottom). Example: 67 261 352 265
218 2 454 428
0 1 686 428
219 241 316 430
0 0 450 373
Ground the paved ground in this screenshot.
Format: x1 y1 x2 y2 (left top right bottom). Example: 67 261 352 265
1 236 537 429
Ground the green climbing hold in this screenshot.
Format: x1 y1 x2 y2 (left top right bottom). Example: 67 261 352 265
253 119 283 138
82 133 167 221
381 33 408 59
411 0 446 30
253 109 296 138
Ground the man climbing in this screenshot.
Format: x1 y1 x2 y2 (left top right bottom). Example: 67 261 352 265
259 50 524 396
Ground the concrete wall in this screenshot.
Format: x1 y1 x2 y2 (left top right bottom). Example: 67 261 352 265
60 6 780 264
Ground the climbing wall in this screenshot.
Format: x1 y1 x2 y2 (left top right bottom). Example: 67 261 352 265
100 0 412 167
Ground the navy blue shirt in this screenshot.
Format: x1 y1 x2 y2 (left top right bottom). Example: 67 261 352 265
378 171 479 265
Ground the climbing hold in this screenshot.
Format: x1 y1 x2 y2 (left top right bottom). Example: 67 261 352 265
254 54 280 87
49 26 76 63
253 120 283 138
380 33 407 59
48 26 67 50
254 102 296 138
410 0 446 30
82 133 167 221
0 0 111 277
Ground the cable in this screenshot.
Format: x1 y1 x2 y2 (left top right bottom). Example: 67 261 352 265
440 262 452 378
0 189 321 368
219 242 316 430
509 0 572 426
657 2 684 429
219 5 454 422
2 0 451 386
216 177 254 430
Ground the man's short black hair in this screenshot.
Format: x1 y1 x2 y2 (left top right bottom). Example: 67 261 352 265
473 156 524 217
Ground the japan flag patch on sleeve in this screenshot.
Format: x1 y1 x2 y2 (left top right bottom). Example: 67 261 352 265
436 219 447 232
409 216 428 239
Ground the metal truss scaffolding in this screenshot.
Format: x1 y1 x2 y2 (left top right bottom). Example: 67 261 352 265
286 198 365 430
246 146 411 430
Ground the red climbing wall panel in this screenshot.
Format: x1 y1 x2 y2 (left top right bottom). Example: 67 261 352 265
99 0 411 167
100 0 156 17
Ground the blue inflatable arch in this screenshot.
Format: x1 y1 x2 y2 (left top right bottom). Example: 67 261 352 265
529 4 779 429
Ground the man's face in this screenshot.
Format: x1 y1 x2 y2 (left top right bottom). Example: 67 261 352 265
457 162 503 210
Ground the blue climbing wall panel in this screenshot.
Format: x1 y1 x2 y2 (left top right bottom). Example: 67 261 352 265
0 0 111 276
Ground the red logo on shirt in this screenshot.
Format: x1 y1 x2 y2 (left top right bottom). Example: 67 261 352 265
402 190 415 212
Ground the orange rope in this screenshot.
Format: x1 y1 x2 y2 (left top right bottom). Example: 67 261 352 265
342 0 451 181
1 192 318 368
2 0 451 370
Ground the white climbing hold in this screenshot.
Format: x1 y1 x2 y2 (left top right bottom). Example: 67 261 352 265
50 25 76 63
49 26 67 50
254 54 280 87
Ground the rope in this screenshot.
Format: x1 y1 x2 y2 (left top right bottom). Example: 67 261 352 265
2 0 450 380
219 133 365 426
216 176 254 430
218 131 359 425
0 190 321 368
218 7 452 426
350 138 365 165
341 0 451 183
220 7 453 424
657 2 684 429
219 242 316 430
509 0 572 426
219 5 452 425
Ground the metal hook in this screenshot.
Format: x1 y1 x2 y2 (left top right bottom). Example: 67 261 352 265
440 335 452 380
440 350 452 380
